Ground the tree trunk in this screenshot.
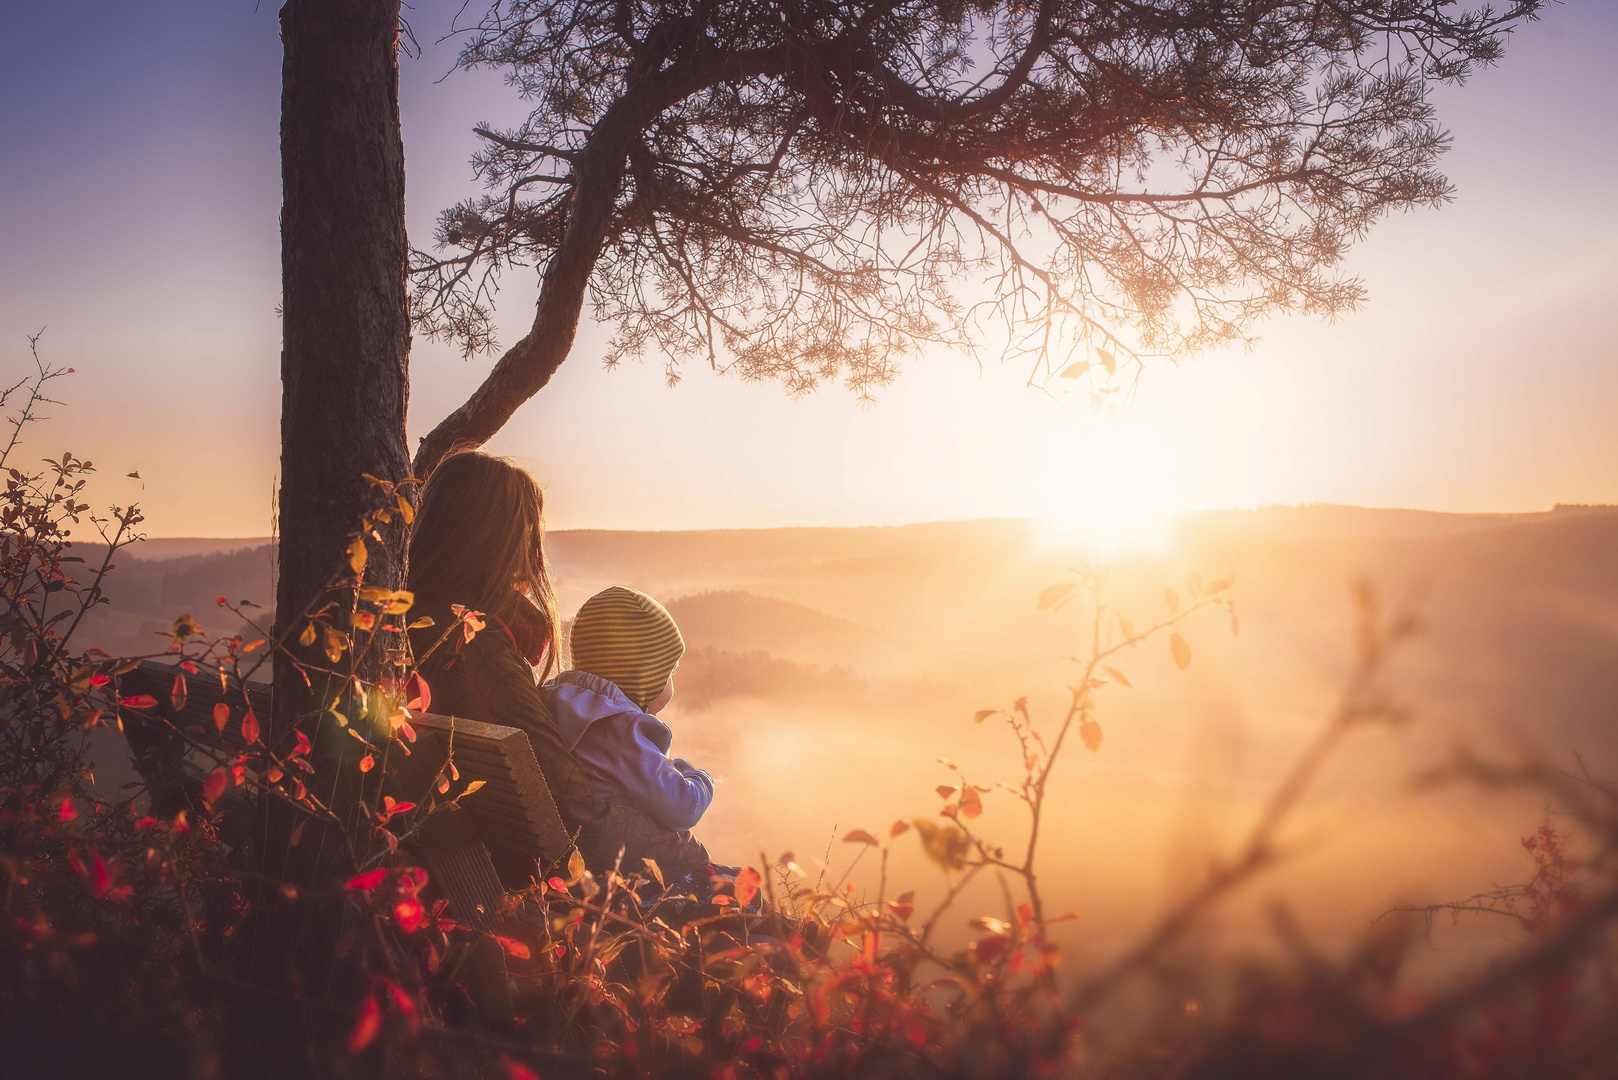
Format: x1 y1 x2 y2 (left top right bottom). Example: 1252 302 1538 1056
242 0 410 1063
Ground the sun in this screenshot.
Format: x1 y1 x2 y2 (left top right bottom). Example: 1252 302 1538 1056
1034 418 1176 555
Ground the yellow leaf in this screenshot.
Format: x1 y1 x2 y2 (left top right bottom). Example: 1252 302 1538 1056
1059 361 1089 379
911 819 971 871
324 626 347 663
384 590 414 614
347 537 367 574
461 780 486 797
1118 614 1138 641
358 586 393 604
350 610 376 631
298 622 317 647
973 709 995 723
1098 348 1116 375
407 616 434 629
396 494 414 524
1170 633 1192 671
566 848 586 886
842 829 880 846
642 857 664 889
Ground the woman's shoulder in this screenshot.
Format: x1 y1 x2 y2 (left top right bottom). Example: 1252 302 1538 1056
414 617 551 727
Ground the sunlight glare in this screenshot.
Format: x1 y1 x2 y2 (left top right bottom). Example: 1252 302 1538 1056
1035 418 1175 555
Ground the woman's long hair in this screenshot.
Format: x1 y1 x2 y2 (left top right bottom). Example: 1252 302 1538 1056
407 451 560 680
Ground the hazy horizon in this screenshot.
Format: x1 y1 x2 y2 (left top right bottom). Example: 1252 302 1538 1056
3 0 1616 537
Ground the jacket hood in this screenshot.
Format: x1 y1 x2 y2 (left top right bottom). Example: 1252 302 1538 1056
544 670 673 754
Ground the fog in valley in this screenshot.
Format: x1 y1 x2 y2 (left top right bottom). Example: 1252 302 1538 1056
79 505 1618 983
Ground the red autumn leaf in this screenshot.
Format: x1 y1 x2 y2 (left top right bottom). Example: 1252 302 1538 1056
346 868 387 892
381 800 415 820
404 672 430 712
358 754 374 773
733 866 762 909
240 709 260 744
974 933 1011 962
492 936 531 960
202 768 227 804
347 993 381 1054
69 848 111 897
89 674 110 687
294 730 311 756
57 796 78 823
216 594 228 606
170 673 186 711
119 695 157 709
393 896 427 934
503 1056 540 1080
134 816 158 831
397 867 428 894
212 702 229 732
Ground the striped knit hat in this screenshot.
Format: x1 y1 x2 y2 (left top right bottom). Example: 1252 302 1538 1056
567 586 686 709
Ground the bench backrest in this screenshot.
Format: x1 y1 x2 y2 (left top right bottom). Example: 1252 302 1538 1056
126 660 568 927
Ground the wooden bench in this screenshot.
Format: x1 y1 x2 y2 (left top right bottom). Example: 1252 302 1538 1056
122 659 570 930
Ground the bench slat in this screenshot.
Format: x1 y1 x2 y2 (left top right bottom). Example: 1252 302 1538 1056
126 660 572 919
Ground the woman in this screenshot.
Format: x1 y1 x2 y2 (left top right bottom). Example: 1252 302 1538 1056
406 451 711 885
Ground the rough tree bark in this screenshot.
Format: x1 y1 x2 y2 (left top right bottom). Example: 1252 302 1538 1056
245 0 411 1054
273 0 410 795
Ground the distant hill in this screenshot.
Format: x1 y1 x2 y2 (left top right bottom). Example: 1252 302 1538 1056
664 590 877 666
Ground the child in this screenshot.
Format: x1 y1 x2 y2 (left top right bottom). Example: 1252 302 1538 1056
543 586 714 877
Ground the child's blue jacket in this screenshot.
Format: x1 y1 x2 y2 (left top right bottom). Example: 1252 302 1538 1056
541 670 713 832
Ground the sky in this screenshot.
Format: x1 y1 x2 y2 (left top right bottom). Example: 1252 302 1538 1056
0 1 1614 538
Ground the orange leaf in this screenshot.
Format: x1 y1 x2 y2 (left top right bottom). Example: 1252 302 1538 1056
203 768 227 803
359 754 375 774
170 673 187 711
493 936 531 960
1080 720 1103 752
212 702 229 732
734 866 762 908
119 695 157 709
1102 665 1132 689
240 709 260 744
1036 582 1075 610
842 829 880 846
1170 633 1192 671
382 977 418 1034
347 993 381 1054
